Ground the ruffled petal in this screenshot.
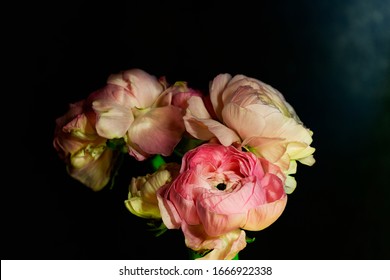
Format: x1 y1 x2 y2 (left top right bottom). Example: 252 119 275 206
107 68 164 108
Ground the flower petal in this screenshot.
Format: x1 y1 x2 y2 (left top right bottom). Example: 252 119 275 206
196 198 246 236
222 103 266 139
182 223 246 260
68 147 116 191
107 68 164 108
202 119 240 146
209 73 232 120
183 117 216 141
89 84 135 139
128 106 185 156
243 136 287 164
125 198 161 219
198 229 246 260
241 192 287 231
157 185 182 229
93 100 134 139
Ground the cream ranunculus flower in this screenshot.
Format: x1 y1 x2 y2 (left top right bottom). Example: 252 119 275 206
125 163 180 219
184 74 315 193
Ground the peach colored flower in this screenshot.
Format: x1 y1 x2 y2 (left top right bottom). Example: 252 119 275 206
88 69 188 161
53 100 117 191
184 73 315 193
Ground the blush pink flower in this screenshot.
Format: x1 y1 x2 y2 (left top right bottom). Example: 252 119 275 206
53 100 118 191
184 74 315 193
157 143 287 258
88 69 189 161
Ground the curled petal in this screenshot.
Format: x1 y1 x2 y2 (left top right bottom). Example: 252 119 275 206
183 223 246 260
286 142 316 164
242 194 287 231
284 175 297 194
169 82 203 110
198 229 246 260
299 154 315 166
157 185 182 229
127 166 181 220
54 114 96 158
186 96 212 119
184 117 216 141
209 73 232 120
68 147 116 191
184 96 240 145
125 198 161 219
201 119 240 146
107 68 164 108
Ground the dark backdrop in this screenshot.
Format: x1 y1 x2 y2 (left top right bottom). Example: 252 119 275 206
6 0 390 260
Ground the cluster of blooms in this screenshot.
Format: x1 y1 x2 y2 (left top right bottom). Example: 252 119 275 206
53 68 315 260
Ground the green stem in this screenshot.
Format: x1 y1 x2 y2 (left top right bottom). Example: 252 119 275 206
109 152 124 190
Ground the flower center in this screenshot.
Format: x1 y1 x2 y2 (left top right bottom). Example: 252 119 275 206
216 183 226 191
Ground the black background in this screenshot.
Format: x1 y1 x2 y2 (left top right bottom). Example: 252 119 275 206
6 0 390 260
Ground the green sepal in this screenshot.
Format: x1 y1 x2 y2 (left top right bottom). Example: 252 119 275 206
150 154 166 171
146 220 168 237
246 236 256 244
106 138 128 153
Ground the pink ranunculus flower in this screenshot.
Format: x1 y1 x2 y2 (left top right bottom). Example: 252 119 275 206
87 68 187 161
169 81 203 112
125 163 180 219
53 100 118 191
184 73 315 193
157 143 287 258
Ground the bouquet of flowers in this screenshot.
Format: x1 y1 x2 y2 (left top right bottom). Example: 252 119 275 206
53 68 315 260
